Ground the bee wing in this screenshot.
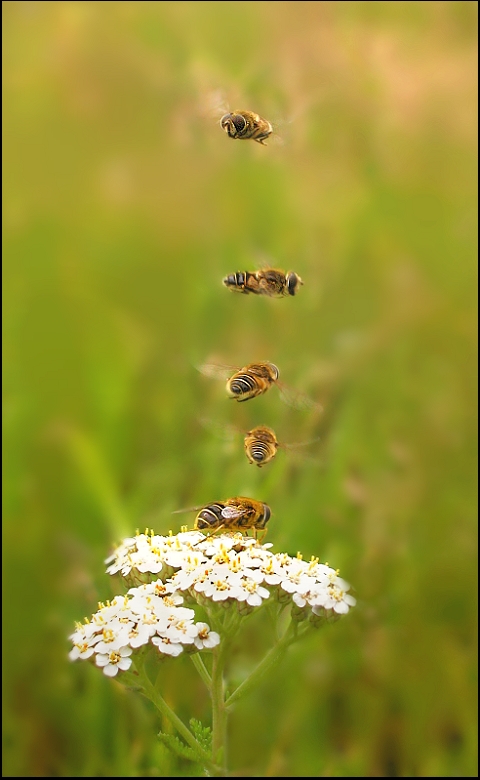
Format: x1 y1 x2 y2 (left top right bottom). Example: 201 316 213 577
221 505 245 520
199 416 240 441
269 129 286 147
277 382 324 413
198 88 230 121
282 436 322 450
276 438 323 467
260 114 292 147
196 362 238 380
172 504 207 515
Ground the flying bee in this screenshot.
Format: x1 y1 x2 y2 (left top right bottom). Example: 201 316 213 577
243 425 322 467
200 419 321 468
202 89 292 146
244 425 280 466
220 109 273 145
173 496 271 539
197 361 323 412
226 362 278 402
223 267 303 298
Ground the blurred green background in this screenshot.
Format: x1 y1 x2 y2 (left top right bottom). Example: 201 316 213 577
2 1 477 776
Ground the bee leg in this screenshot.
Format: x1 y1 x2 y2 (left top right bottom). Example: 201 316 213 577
192 524 226 547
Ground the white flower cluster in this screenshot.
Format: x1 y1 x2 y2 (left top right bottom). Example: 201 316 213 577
106 530 356 616
69 584 220 677
70 531 356 677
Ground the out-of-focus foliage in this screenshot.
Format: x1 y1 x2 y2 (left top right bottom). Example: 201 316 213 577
2 1 477 776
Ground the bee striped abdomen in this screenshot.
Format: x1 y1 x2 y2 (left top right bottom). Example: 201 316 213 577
223 271 260 294
244 425 278 467
228 373 260 401
195 503 225 530
224 363 279 402
248 439 271 463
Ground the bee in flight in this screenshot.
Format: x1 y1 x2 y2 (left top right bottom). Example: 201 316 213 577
220 110 273 146
197 361 323 412
223 267 303 298
243 425 320 467
173 496 271 540
200 419 320 468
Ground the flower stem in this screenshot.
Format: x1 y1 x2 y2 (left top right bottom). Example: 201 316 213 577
210 638 231 775
134 659 220 776
190 652 212 688
225 625 295 710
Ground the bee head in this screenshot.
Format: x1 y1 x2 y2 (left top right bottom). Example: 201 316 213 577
257 503 271 529
286 272 303 296
221 113 247 138
266 363 280 381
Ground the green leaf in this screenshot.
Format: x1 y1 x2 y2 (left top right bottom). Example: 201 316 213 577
189 719 212 753
157 731 198 763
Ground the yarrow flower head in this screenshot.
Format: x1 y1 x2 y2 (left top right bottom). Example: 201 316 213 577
69 585 220 676
71 531 355 674
70 531 355 681
69 530 356 777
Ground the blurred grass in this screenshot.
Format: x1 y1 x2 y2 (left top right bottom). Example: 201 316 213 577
2 1 477 776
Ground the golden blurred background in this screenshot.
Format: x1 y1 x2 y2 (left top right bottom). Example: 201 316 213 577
2 1 477 776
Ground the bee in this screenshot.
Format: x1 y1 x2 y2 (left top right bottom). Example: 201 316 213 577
173 496 271 539
200 418 320 468
226 362 278 402
197 361 323 412
220 110 273 146
223 267 303 298
243 425 321 467
244 425 281 466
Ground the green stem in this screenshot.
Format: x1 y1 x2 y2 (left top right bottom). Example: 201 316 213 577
134 660 220 776
189 651 212 688
210 638 231 775
225 624 295 710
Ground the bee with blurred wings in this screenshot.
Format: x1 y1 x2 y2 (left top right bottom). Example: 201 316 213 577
197 361 323 412
199 418 321 468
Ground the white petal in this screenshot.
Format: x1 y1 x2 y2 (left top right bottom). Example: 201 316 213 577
103 664 119 677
